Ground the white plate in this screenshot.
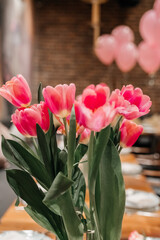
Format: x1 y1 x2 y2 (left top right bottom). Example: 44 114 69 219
0 231 52 240
122 162 142 175
125 189 160 210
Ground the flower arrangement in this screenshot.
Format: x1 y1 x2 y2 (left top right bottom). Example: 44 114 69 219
0 75 151 240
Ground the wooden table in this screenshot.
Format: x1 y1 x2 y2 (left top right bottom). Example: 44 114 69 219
121 154 160 238
0 154 160 239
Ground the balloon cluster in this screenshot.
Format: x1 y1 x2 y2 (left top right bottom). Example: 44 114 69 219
138 0 160 74
95 25 138 73
95 0 160 75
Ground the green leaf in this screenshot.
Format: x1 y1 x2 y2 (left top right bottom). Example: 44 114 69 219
10 134 38 158
2 136 24 169
58 191 84 240
44 192 84 240
44 172 73 202
46 110 54 140
3 137 51 189
6 169 45 208
25 205 57 233
25 205 68 239
90 125 110 183
36 124 54 180
43 172 73 215
6 169 66 240
75 144 88 165
98 139 125 240
58 149 68 174
72 167 86 213
50 125 58 176
67 106 76 179
43 172 84 240
88 126 110 240
38 82 44 103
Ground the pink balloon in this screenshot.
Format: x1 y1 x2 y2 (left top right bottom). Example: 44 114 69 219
94 34 116 65
115 42 137 72
138 41 160 74
111 25 134 45
139 9 160 45
154 0 160 17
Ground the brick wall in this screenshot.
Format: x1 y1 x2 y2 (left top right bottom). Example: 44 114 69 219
32 0 159 113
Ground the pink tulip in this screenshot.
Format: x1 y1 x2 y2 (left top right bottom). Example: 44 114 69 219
109 85 152 120
81 83 110 111
115 42 137 72
78 103 117 132
94 34 117 65
138 41 160 74
120 120 143 148
43 83 76 118
112 25 134 45
0 75 32 108
11 102 50 137
79 128 91 145
121 85 152 118
139 9 160 45
75 84 116 132
128 231 144 240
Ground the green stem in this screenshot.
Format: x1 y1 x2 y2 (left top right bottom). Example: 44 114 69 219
88 132 101 240
63 118 68 147
89 183 101 240
66 106 76 180
73 160 88 167
88 131 94 174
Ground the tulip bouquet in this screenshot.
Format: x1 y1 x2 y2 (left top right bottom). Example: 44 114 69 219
0 75 151 240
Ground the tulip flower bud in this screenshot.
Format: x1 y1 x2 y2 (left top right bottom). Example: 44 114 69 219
0 75 32 108
120 119 143 147
11 102 50 137
43 83 76 118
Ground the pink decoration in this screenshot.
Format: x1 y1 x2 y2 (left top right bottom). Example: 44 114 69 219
43 83 76 118
94 34 116 65
112 25 134 45
120 119 143 147
115 42 137 72
154 0 160 18
11 102 50 137
109 85 152 120
139 9 160 45
138 41 160 74
0 74 31 108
